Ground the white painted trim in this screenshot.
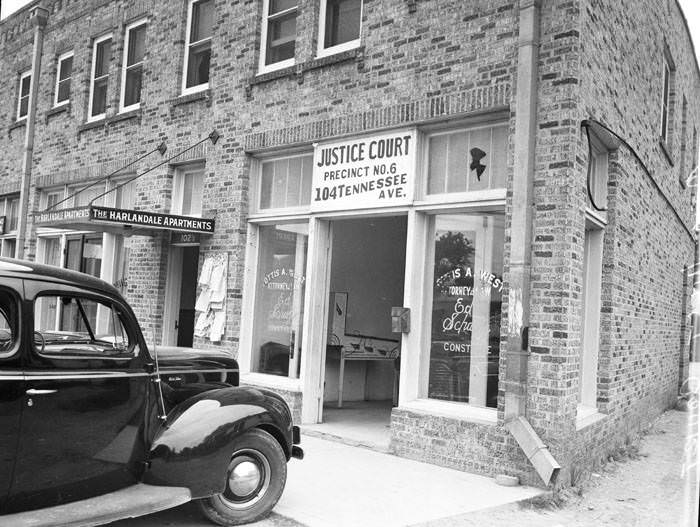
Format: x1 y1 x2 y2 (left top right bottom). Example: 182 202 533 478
87 33 112 123
181 0 211 96
399 398 498 426
119 18 148 113
162 246 184 346
53 51 73 107
16 70 31 121
575 404 606 430
316 0 362 59
258 0 297 74
238 223 259 376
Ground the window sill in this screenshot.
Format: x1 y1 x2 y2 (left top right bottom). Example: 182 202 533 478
107 108 142 125
575 405 606 430
306 47 361 72
169 89 211 108
77 119 106 134
659 137 674 166
46 103 70 123
252 64 297 85
7 120 26 135
240 372 302 393
398 398 497 425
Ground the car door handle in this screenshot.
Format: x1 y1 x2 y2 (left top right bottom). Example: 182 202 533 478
26 389 58 395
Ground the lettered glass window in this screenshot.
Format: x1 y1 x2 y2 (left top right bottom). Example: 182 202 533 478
17 71 31 120
251 223 308 378
121 20 147 111
318 0 362 56
183 0 213 93
54 52 73 106
89 35 112 120
426 212 505 408
260 0 297 71
426 124 508 195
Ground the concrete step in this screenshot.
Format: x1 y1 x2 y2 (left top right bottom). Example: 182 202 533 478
1 484 192 527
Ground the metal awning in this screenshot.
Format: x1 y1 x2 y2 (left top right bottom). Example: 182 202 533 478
33 206 215 236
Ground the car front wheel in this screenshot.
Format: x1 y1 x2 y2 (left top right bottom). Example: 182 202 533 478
198 428 287 526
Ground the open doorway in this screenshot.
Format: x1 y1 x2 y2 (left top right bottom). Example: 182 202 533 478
308 215 406 450
163 245 199 347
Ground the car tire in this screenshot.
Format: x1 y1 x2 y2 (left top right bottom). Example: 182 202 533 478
197 428 287 526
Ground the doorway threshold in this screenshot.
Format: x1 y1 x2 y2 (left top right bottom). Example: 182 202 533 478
303 400 393 453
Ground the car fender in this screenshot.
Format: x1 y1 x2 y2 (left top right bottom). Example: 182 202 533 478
143 386 293 498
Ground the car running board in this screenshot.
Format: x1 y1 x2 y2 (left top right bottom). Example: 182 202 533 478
1 483 192 527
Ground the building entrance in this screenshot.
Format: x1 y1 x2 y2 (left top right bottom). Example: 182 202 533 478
163 245 199 347
309 216 406 450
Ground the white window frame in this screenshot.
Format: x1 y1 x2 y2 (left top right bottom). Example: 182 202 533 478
172 163 206 216
317 0 362 58
182 0 212 96
53 51 74 107
258 0 297 74
660 53 673 144
250 152 314 217
87 33 113 122
1 195 21 259
16 70 32 121
120 19 148 113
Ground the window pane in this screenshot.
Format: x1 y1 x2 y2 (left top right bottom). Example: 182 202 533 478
95 39 111 78
467 128 490 192
259 155 312 210
1 240 16 258
91 78 108 116
324 0 361 48
127 25 146 66
270 0 296 14
19 96 29 118
266 12 296 64
0 289 17 355
124 65 143 107
191 0 214 42
59 56 73 81
57 78 71 103
252 223 308 378
7 198 19 231
74 185 104 207
186 41 211 88
34 295 131 357
428 213 504 408
446 132 468 193
20 75 31 97
115 180 136 209
182 170 204 216
428 135 448 194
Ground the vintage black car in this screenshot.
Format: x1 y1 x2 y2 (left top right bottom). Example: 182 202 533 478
0 257 302 526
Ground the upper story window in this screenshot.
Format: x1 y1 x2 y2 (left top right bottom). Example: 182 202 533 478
260 0 297 72
88 34 112 121
120 20 147 112
172 164 205 216
318 0 362 57
17 70 31 121
183 0 213 94
253 153 313 213
54 51 73 107
660 51 675 147
426 124 508 196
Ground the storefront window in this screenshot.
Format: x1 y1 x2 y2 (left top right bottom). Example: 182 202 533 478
427 213 504 408
251 223 308 378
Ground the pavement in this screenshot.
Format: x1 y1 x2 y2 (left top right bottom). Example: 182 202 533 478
109 408 698 527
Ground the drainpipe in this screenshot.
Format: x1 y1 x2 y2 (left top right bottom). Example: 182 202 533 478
15 4 49 260
504 0 561 486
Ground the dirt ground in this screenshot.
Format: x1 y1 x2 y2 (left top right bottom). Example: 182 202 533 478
418 409 698 527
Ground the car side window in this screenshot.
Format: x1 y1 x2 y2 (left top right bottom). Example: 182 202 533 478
0 289 18 357
33 294 134 358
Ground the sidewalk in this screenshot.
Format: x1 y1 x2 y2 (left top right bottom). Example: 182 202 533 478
111 434 545 527
112 409 695 526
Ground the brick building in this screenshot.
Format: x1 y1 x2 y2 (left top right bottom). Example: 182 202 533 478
1 0 698 487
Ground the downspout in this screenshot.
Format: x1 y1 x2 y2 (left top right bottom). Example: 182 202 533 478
15 4 49 260
504 0 561 486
